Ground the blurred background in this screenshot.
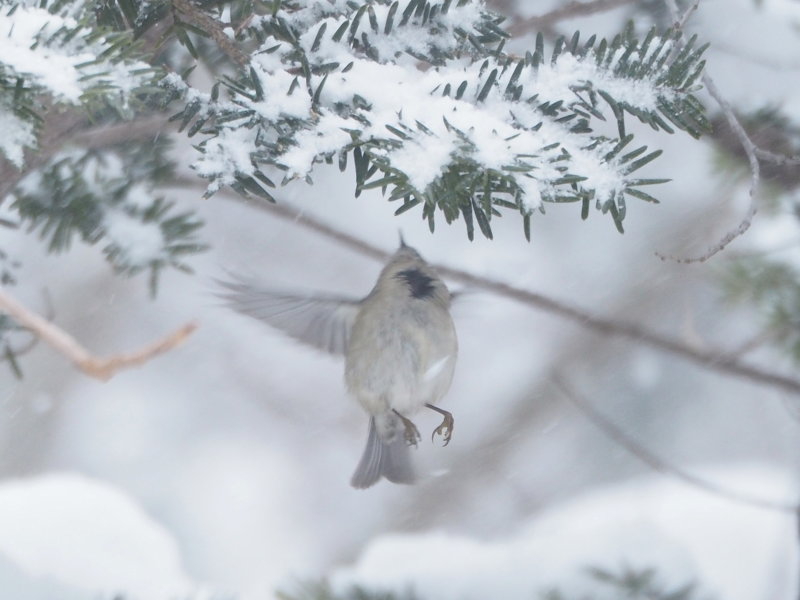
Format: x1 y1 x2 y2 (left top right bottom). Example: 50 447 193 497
1 0 800 598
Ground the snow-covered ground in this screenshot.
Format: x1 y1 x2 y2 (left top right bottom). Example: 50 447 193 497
0 474 203 599
0 466 795 599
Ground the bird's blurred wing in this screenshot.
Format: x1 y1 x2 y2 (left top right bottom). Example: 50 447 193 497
219 278 360 356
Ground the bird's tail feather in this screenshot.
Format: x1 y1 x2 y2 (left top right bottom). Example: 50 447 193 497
350 417 415 489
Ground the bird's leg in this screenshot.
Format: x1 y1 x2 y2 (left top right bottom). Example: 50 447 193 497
392 409 421 447
425 403 454 446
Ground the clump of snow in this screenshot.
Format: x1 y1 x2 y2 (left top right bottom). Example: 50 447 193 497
279 113 353 179
0 7 90 102
518 51 665 111
194 125 259 194
0 473 206 599
386 135 456 192
568 139 624 206
104 210 166 268
249 65 313 122
517 175 542 213
126 182 158 210
0 107 37 168
82 152 126 196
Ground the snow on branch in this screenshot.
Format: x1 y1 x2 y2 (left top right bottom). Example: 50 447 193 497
9 142 206 295
164 0 709 239
0 2 163 167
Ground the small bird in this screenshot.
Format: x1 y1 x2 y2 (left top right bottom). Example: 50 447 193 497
220 239 458 489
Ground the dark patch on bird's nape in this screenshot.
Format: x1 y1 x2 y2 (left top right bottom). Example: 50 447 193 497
397 268 435 299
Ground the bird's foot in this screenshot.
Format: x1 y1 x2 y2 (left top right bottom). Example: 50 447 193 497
426 403 454 446
393 410 421 447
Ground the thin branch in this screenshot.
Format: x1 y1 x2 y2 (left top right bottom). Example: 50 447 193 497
674 0 700 29
553 374 799 513
71 113 172 151
0 287 197 381
659 0 761 263
755 147 800 167
507 0 637 36
720 329 774 360
210 185 800 396
657 75 760 263
171 0 248 67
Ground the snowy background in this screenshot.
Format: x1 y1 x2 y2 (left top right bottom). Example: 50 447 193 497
2 0 800 598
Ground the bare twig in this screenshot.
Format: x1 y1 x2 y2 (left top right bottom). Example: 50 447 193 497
212 186 800 396
0 287 196 381
659 0 761 263
720 329 774 360
70 114 172 152
553 374 799 513
507 0 637 36
171 0 248 67
657 74 760 263
674 0 700 29
755 148 800 167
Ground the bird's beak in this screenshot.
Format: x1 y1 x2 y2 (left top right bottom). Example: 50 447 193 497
398 230 407 248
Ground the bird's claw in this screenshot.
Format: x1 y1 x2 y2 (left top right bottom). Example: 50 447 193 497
402 420 421 447
405 421 422 448
393 410 421 447
431 414 454 446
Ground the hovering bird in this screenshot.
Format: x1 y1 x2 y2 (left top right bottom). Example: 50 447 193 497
220 240 458 488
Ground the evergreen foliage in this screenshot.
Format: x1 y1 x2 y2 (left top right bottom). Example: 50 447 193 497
162 0 709 239
0 0 715 374
0 0 163 164
11 139 205 295
276 566 707 600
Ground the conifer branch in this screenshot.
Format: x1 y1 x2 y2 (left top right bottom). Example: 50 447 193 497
171 0 249 66
170 1 710 240
0 287 196 381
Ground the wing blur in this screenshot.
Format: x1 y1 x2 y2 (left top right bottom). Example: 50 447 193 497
219 277 360 356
